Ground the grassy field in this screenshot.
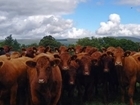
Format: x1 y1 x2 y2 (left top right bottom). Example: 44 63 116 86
61 83 140 105
88 83 140 105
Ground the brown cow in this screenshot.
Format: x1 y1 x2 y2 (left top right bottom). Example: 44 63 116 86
25 53 62 105
55 45 71 54
36 46 52 54
74 45 86 54
91 51 103 96
53 52 79 105
83 46 98 55
99 51 118 104
106 46 116 54
113 47 139 105
3 45 12 54
9 51 21 59
58 55 79 105
21 47 37 58
74 53 94 103
0 54 10 61
54 52 72 70
0 56 33 105
0 47 5 55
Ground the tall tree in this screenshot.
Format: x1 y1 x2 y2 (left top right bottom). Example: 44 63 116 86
4 34 14 46
2 34 21 51
39 35 62 49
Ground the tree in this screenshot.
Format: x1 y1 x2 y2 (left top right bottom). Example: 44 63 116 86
39 35 62 49
2 34 21 51
75 36 139 51
4 34 14 46
118 39 139 51
76 37 92 46
12 39 21 51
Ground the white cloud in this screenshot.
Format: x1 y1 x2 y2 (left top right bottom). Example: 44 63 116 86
0 0 92 40
0 0 85 17
1 0 140 41
0 14 94 39
96 13 140 37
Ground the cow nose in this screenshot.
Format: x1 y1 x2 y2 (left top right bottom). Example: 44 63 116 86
70 81 74 85
62 66 69 70
104 69 109 72
84 71 89 75
38 79 45 83
115 62 122 66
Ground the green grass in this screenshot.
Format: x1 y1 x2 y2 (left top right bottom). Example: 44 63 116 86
60 84 140 105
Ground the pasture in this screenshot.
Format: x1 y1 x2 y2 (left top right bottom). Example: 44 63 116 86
60 83 140 105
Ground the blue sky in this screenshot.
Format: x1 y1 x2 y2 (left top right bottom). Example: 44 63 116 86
0 0 140 39
64 0 140 32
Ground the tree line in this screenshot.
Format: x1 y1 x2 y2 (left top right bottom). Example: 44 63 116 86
0 34 140 51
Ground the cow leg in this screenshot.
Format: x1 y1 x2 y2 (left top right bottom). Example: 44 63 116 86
77 85 84 105
50 82 62 105
10 83 18 105
120 85 126 104
103 81 109 104
0 89 10 105
31 89 40 105
128 77 136 105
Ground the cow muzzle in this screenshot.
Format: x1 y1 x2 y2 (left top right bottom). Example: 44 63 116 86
38 79 45 84
84 71 90 75
69 81 74 85
62 66 69 70
104 69 109 72
115 62 122 66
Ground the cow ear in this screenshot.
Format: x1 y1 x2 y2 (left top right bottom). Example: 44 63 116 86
54 47 59 53
70 47 75 52
67 48 71 52
45 46 51 53
54 54 60 58
0 62 3 67
81 46 86 52
107 51 114 57
101 47 106 53
26 61 36 68
50 58 61 67
101 53 107 58
124 51 131 57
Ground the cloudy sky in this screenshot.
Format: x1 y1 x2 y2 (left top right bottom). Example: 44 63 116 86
0 0 140 39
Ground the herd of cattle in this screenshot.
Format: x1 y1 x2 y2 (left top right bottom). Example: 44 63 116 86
0 45 140 105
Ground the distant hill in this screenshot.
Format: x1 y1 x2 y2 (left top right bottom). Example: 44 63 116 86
16 39 40 45
0 36 140 45
113 36 140 42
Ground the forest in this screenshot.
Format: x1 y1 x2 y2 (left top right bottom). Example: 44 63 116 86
0 34 140 52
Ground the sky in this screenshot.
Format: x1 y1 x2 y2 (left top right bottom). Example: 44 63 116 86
0 0 140 39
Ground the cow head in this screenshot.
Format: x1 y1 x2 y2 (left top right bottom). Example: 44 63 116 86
83 46 98 55
3 45 12 53
76 54 92 75
67 59 79 85
22 47 37 58
91 51 102 66
26 56 60 84
100 52 114 72
54 52 72 70
9 51 21 59
113 47 125 66
74 45 86 54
